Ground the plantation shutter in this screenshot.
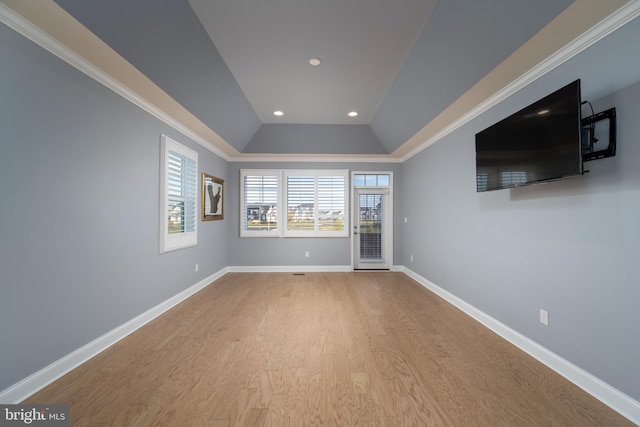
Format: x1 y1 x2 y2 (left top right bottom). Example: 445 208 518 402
240 169 348 238
287 175 315 231
160 135 198 253
242 173 279 234
317 175 346 232
167 150 197 234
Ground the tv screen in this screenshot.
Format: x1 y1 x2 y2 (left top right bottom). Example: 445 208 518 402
475 79 583 192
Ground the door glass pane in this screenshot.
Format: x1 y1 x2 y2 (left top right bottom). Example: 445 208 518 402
377 174 390 187
359 194 382 260
353 173 390 187
365 175 378 187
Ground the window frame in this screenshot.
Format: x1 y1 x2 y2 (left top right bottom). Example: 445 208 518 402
284 170 349 238
160 135 198 253
240 169 283 238
240 169 349 238
352 173 392 188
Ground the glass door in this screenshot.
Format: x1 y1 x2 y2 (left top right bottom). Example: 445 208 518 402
354 188 389 270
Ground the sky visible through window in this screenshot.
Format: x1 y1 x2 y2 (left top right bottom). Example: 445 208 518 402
354 174 390 187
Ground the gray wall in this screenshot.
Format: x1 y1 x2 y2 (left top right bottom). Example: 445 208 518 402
227 162 403 267
401 19 640 401
243 124 387 154
0 24 229 392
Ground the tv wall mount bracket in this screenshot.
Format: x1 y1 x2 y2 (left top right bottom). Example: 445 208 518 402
582 107 616 162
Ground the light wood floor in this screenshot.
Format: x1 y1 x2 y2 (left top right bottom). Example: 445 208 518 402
26 272 633 426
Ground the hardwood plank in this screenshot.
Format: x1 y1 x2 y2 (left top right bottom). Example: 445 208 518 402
24 272 635 426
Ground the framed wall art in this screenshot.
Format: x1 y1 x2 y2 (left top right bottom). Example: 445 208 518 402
202 173 224 221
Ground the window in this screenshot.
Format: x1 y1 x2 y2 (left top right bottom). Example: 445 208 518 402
241 170 281 237
284 170 348 237
286 174 315 232
160 135 198 253
317 175 347 232
353 173 390 187
240 169 349 238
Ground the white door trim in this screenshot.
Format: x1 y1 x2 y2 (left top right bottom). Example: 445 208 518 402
351 171 393 270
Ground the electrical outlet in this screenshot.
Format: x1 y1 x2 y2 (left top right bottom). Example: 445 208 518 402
540 309 549 326
195 264 199 272
305 251 310 258
410 254 414 262
404 217 408 223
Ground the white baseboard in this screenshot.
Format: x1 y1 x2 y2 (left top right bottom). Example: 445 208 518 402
227 265 405 273
227 265 352 273
0 268 228 404
401 267 640 426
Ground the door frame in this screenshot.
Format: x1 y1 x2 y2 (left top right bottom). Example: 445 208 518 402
351 171 393 270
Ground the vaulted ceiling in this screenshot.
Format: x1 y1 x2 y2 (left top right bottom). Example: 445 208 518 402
5 0 632 158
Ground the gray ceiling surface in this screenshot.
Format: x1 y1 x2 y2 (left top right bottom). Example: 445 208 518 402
53 0 574 155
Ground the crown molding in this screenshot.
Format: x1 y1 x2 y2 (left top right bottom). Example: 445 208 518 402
2 1 639 164
229 153 402 163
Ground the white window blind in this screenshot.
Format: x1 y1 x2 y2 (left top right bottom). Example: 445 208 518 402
160 135 197 253
167 151 197 234
317 175 346 232
287 175 315 232
241 169 348 238
241 172 280 236
284 170 348 237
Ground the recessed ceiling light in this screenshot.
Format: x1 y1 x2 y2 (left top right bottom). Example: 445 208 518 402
273 110 284 116
309 57 321 66
348 111 358 117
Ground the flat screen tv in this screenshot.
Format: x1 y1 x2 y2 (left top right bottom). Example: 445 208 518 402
475 79 583 192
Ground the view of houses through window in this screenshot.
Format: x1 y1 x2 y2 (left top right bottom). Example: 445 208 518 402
167 150 197 234
241 169 348 237
243 174 279 232
160 135 198 253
